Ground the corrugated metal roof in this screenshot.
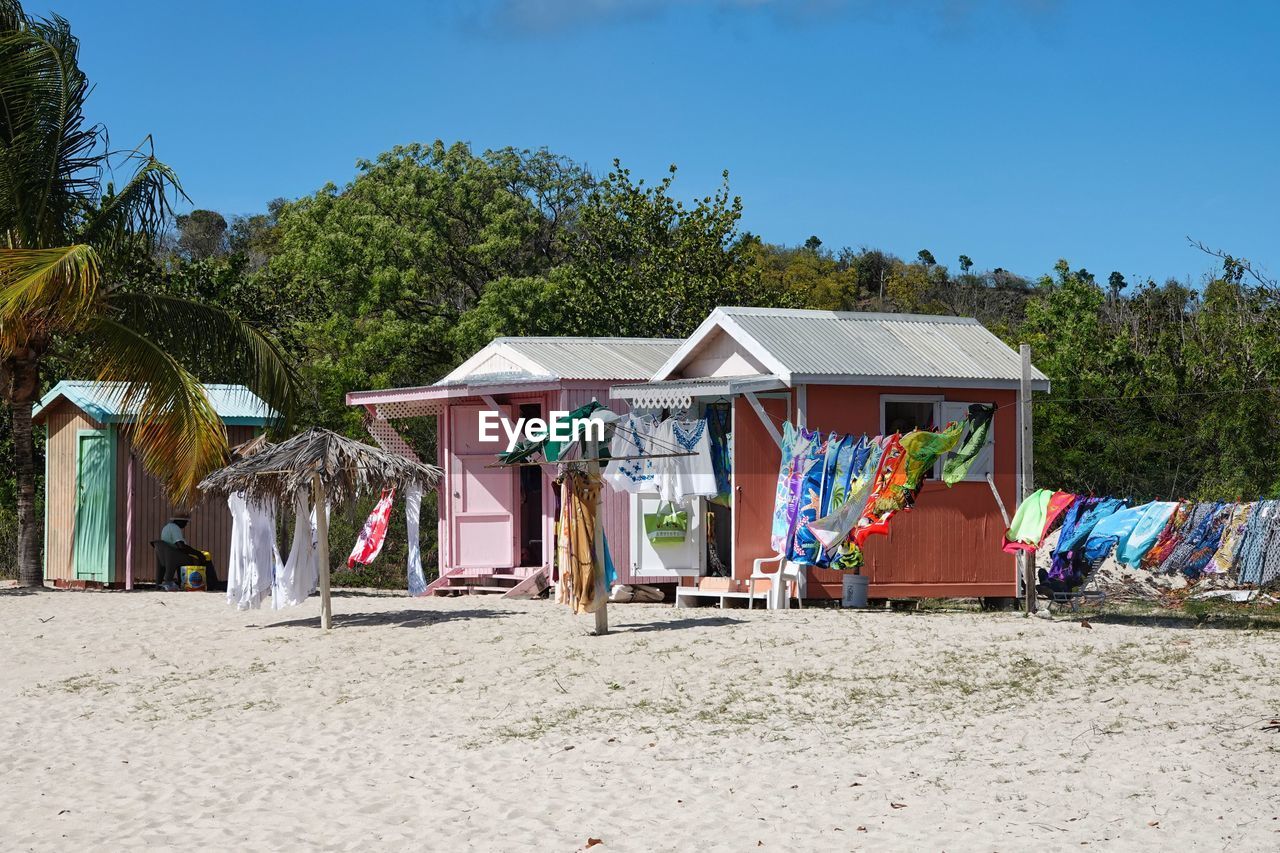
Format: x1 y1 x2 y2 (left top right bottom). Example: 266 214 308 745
498 337 683 381
432 371 558 390
33 381 277 426
712 307 1049 385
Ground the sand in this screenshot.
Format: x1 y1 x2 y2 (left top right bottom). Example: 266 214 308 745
2 589 1278 851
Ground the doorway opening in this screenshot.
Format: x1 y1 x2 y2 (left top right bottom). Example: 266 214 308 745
516 402 545 567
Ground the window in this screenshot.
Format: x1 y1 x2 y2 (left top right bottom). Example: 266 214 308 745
879 395 995 483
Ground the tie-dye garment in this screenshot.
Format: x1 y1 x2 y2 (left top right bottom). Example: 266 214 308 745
788 432 838 564
769 422 800 552
769 424 819 555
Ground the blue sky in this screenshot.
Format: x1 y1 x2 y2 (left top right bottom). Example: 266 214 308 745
38 0 1280 284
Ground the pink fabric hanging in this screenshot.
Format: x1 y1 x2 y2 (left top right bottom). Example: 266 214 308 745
347 488 396 569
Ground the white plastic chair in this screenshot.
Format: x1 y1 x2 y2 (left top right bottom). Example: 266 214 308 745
748 553 806 610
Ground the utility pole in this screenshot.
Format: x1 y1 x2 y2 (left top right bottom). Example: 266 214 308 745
1018 344 1036 613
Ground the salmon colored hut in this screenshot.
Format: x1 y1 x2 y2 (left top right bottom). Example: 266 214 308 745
35 381 276 589
346 337 683 596
611 307 1051 604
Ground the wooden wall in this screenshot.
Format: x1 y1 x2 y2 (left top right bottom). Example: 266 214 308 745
733 384 1019 599
112 424 255 585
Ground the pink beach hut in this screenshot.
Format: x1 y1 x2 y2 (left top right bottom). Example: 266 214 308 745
346 337 683 596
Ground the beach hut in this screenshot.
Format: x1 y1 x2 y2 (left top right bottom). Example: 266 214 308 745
610 307 1051 604
346 336 683 595
34 381 276 588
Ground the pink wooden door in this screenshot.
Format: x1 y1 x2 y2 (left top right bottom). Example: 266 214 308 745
448 405 516 570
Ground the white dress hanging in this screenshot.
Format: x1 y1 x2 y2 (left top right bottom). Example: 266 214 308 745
604 413 659 493
655 418 718 504
273 487 321 610
405 483 427 596
226 492 280 611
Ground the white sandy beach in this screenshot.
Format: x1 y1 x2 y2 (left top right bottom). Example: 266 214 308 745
1 590 1278 852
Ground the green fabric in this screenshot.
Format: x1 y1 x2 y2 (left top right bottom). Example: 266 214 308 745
943 404 996 486
1006 488 1053 546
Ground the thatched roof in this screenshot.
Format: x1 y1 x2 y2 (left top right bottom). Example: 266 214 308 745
199 427 441 505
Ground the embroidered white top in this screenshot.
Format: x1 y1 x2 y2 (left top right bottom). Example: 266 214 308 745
656 418 718 505
604 413 660 493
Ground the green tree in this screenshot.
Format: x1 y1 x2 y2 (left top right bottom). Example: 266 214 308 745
268 142 590 431
0 1 295 586
458 162 798 346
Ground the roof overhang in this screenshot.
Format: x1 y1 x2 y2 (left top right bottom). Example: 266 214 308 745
610 374 785 409
346 376 564 419
789 373 1052 393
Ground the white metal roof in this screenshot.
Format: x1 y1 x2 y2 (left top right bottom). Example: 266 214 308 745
654 307 1050 390
441 337 683 384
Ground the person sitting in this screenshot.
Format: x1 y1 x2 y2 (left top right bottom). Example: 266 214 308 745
157 517 213 590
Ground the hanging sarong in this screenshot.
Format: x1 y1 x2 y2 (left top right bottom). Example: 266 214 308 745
769 425 819 555
1208 502 1254 576
943 404 996 486
347 488 396 569
557 470 604 615
1083 503 1146 563
1115 501 1178 568
808 437 881 553
853 435 907 547
1233 502 1274 581
811 435 870 570
790 433 847 565
769 423 801 552
1159 502 1229 578
1140 501 1192 571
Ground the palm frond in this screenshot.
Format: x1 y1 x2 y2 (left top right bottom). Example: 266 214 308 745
80 144 185 248
0 12 101 245
0 243 101 335
80 315 230 506
108 292 298 425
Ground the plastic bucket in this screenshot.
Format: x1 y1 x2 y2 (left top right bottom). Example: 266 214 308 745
180 565 207 592
842 574 869 608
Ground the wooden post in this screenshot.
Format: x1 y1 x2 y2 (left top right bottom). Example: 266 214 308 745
586 436 608 636
313 474 332 630
1018 344 1037 614
124 452 134 591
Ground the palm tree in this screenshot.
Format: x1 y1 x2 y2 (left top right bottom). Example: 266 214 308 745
0 1 295 587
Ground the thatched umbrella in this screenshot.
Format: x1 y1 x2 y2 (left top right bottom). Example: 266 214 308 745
199 427 442 628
